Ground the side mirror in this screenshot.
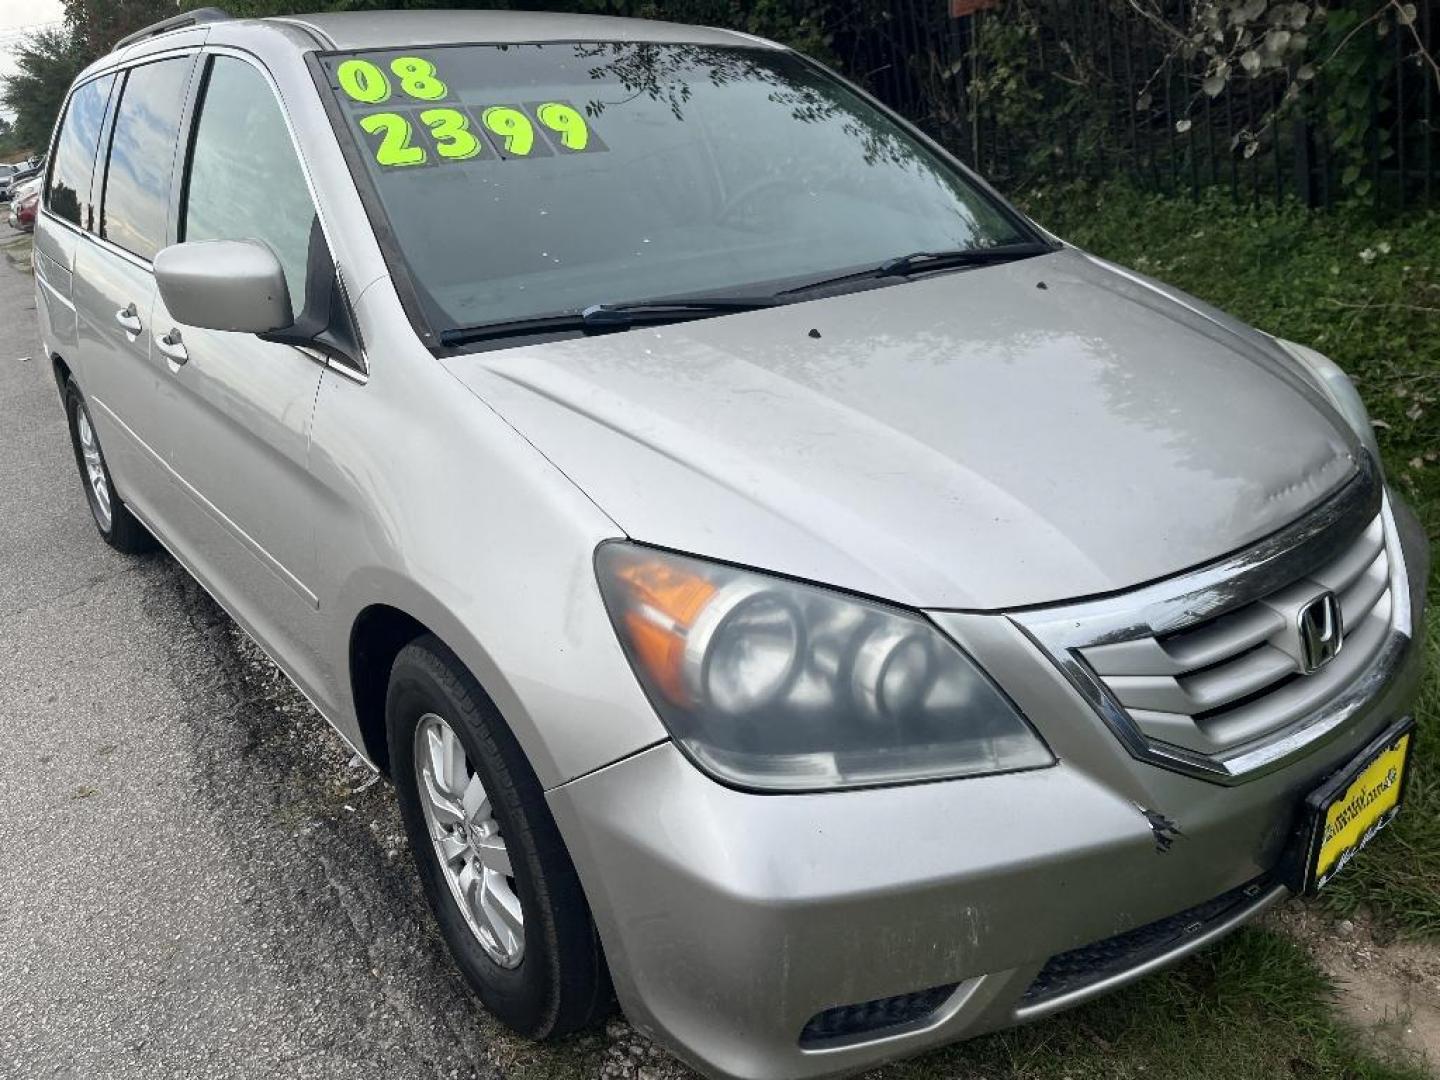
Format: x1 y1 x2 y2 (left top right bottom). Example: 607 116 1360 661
154 240 293 334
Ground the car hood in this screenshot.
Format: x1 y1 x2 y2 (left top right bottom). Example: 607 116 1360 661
441 248 1359 610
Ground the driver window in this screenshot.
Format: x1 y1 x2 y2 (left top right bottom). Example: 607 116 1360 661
182 56 317 317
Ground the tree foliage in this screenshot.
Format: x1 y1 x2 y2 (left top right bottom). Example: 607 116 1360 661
0 0 179 156
64 0 184 62
965 0 1439 204
0 27 88 154
1132 0 1436 189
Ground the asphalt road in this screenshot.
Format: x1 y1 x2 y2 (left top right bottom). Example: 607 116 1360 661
0 228 669 1080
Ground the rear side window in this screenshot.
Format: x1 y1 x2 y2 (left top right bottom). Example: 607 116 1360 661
183 56 317 316
102 58 192 260
47 73 116 229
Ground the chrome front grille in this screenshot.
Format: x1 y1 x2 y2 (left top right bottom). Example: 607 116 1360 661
1012 457 1414 784
1082 513 1391 756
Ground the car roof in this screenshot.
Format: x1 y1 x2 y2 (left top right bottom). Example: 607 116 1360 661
257 9 778 51
69 9 782 89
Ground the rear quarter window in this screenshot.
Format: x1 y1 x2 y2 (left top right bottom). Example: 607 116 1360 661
46 73 116 229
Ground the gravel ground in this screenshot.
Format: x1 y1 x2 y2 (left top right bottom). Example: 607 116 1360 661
0 225 680 1079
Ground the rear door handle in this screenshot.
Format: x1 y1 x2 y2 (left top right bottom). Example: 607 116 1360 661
114 303 142 335
156 328 188 365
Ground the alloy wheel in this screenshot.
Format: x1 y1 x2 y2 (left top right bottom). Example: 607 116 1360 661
413 712 525 968
75 403 112 532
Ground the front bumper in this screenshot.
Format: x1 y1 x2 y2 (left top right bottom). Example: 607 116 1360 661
547 498 1428 1080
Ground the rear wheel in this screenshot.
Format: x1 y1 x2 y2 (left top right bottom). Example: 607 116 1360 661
387 635 609 1037
63 380 154 554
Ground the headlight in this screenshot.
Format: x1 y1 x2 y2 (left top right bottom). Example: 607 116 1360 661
595 543 1053 791
1274 337 1382 465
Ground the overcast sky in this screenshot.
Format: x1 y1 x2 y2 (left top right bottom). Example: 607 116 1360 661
1 0 66 114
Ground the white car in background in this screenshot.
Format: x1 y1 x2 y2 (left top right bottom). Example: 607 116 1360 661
0 163 20 203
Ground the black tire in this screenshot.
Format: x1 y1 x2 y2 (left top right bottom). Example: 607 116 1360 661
63 379 155 554
387 634 610 1038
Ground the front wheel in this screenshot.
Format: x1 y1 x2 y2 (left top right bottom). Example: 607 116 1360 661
387 635 609 1037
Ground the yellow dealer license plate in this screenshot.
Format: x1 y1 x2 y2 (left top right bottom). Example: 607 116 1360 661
1297 719 1413 894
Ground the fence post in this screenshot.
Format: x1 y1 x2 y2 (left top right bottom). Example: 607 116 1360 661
970 10 983 167
1292 113 1316 207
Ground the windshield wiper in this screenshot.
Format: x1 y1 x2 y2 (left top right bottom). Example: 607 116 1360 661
580 296 777 326
439 296 778 347
776 240 1055 298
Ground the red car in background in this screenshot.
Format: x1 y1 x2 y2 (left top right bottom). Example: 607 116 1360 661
8 176 41 232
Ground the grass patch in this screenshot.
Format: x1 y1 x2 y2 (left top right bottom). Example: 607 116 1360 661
1021 185 1440 939
882 928 1426 1080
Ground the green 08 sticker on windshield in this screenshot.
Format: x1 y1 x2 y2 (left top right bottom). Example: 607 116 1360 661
334 54 452 106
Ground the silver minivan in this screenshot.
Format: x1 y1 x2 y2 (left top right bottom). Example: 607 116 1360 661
34 8 1429 1079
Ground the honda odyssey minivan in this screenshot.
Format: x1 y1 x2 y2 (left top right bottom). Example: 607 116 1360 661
33 7 1428 1079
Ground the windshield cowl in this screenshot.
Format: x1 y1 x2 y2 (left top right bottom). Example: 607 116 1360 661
438 295 780 346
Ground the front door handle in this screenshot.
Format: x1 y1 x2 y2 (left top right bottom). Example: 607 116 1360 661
156 328 188 365
114 303 142 335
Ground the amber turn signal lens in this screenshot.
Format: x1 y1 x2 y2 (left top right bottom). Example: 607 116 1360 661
614 558 717 705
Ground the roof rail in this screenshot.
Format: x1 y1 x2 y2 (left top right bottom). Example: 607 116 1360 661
113 6 233 52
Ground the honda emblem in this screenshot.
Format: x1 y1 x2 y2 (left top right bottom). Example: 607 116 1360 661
1297 592 1344 673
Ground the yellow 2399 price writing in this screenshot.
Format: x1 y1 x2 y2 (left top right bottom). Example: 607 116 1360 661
356 102 600 168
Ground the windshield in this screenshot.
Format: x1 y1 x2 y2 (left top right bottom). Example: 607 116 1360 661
318 42 1035 340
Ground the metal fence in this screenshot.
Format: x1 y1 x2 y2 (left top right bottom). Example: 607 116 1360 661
831 0 1440 210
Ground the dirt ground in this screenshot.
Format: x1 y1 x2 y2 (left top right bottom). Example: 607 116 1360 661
1269 900 1440 1071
